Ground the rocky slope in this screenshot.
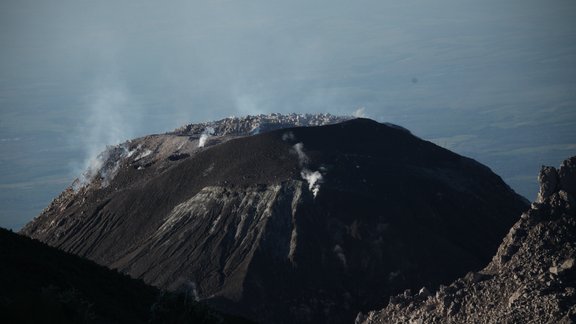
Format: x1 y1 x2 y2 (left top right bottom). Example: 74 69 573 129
0 228 251 324
21 116 528 323
359 156 576 324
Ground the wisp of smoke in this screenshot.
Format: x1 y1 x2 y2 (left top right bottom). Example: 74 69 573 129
292 142 309 166
73 85 135 190
333 244 347 268
74 144 131 191
291 142 324 198
353 107 366 118
301 169 323 198
198 127 215 148
282 131 295 142
198 134 209 148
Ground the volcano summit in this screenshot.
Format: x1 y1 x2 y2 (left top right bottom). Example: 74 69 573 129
22 115 528 323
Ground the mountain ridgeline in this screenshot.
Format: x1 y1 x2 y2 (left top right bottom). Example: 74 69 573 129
21 116 528 323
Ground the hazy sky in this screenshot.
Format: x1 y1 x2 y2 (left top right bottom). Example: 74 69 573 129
1 0 575 229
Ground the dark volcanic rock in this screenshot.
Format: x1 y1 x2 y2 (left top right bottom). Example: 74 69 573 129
21 117 528 323
360 156 576 324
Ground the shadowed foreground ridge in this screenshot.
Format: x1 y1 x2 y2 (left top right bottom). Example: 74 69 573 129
22 117 528 323
360 156 576 324
0 228 251 324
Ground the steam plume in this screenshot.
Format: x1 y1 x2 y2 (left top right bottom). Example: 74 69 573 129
291 142 324 198
282 131 295 142
198 127 215 148
292 142 309 166
73 84 135 189
353 107 366 118
301 169 323 198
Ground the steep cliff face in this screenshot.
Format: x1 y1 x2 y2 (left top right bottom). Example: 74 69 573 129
360 157 576 324
21 117 528 323
112 181 305 293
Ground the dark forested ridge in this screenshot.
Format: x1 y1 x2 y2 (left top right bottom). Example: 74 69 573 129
0 228 251 323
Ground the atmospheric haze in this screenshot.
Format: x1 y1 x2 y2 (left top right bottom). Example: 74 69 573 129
1 0 575 229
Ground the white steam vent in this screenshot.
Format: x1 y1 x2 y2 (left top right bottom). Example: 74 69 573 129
198 127 215 148
291 142 324 198
292 142 309 166
301 169 323 198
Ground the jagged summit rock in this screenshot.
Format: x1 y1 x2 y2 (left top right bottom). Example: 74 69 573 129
359 156 576 324
171 113 352 136
21 117 528 323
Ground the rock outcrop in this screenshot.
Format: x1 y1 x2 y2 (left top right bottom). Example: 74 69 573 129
360 157 576 324
21 116 528 323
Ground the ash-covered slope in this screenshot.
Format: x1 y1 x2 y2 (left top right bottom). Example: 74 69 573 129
360 157 576 324
22 117 527 323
